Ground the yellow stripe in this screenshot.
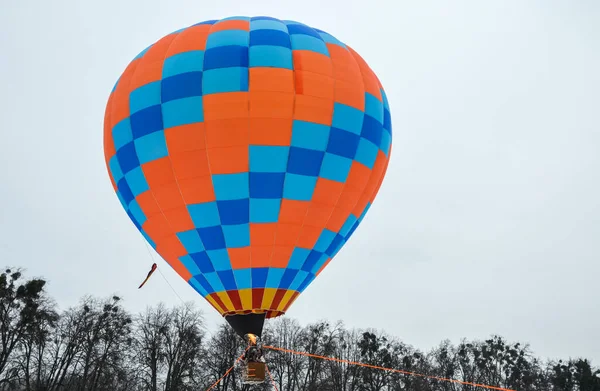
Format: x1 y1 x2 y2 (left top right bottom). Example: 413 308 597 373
238 289 253 310
283 291 300 311
216 291 235 312
205 295 225 314
277 290 296 311
261 288 277 310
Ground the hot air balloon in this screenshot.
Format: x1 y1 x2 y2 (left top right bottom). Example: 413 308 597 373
103 15 392 346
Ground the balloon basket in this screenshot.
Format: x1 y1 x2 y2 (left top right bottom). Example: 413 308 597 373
242 361 266 385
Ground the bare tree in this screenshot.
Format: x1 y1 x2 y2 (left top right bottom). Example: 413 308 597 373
2 266 599 391
201 323 245 391
0 268 57 388
162 302 205 391
132 303 170 391
263 318 307 391
66 295 132 391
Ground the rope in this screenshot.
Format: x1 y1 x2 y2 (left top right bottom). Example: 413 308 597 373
142 242 185 304
263 345 515 391
157 267 185 303
265 364 279 391
205 347 249 391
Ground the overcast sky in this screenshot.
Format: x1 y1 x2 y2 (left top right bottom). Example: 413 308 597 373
1 0 599 363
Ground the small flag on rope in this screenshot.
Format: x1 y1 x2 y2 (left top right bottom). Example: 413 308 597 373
138 263 157 289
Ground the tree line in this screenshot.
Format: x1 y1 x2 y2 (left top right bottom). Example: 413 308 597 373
1 268 598 391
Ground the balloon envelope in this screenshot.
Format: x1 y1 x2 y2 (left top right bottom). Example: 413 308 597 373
103 16 392 337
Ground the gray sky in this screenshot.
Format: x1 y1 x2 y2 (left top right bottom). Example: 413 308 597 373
1 0 599 363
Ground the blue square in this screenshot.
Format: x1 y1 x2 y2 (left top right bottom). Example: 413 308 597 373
117 178 134 205
204 272 226 292
287 24 321 39
193 274 214 294
250 19 287 32
331 103 364 135
298 273 315 292
249 172 285 198
381 87 390 108
177 230 205 253
250 199 281 223
124 166 149 196
204 46 249 70
289 34 329 56
346 220 360 240
203 67 249 94
217 199 249 225
204 46 248 72
287 248 310 269
233 269 252 289
163 50 205 78
361 115 383 147
340 214 358 237
189 277 209 296
252 268 269 288
326 128 359 159
319 153 352 182
206 31 249 49
207 249 231 271
197 226 226 250
112 118 133 150
287 147 324 176
222 223 250 248
316 30 347 48
134 130 168 164
290 120 330 151
283 173 317 201
217 270 239 291
161 72 203 103
116 142 140 174
265 268 285 289
329 237 345 258
311 253 329 273
302 250 322 272
249 46 293 69
191 251 214 273
109 155 124 183
127 209 142 230
251 16 279 21
188 202 221 228
162 96 204 128
116 192 127 210
129 81 161 114
314 229 336 253
325 234 344 256
128 199 146 226
249 29 291 48
249 146 289 172
383 108 392 133
130 104 163 139
212 173 249 200
180 255 201 276
250 198 281 223
380 130 391 156
354 138 379 169
220 16 251 21
278 268 299 289
289 270 310 291
217 270 237 290
364 92 384 124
